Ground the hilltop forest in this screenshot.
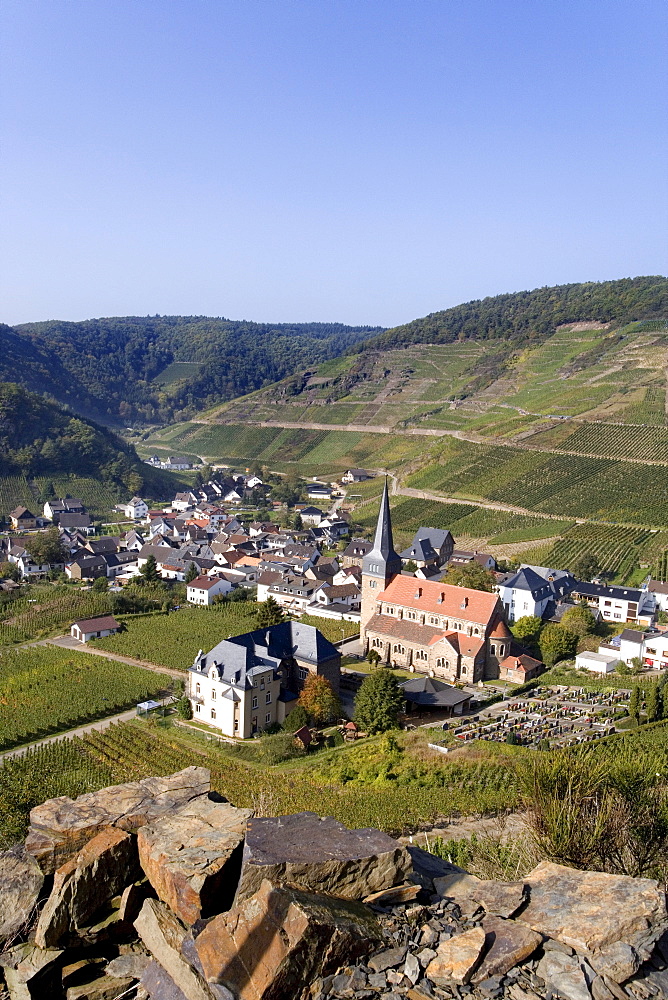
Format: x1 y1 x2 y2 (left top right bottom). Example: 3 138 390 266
0 317 382 427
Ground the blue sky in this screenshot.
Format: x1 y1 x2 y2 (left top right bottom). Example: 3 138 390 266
2 0 666 327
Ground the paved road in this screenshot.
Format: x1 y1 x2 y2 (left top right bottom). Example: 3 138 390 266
45 635 184 680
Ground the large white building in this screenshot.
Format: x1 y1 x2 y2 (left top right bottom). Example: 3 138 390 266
187 621 341 738
496 566 574 623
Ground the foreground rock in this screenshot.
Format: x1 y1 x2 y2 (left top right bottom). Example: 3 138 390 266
0 848 44 951
236 812 411 904
135 897 221 1000
0 942 63 1000
138 797 252 925
26 767 211 873
434 872 528 919
425 926 486 984
517 861 668 956
35 828 140 948
196 878 382 1000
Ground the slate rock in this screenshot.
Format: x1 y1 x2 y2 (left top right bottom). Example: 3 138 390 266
105 952 152 979
0 942 64 1000
517 861 667 953
0 846 44 950
590 977 616 1000
368 946 408 973
405 952 421 983
66 974 135 1000
471 916 542 984
135 898 220 1000
425 926 486 984
235 812 412 904
195 877 382 1000
536 951 593 1000
118 881 152 925
433 873 527 919
137 797 251 925
26 767 210 873
35 827 140 948
589 941 641 984
142 959 190 1000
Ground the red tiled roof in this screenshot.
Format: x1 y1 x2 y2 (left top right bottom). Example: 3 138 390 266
500 653 543 672
490 619 512 639
365 614 445 645
379 576 501 627
188 575 222 590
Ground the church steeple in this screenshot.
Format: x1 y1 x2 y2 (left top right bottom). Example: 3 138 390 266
360 479 402 638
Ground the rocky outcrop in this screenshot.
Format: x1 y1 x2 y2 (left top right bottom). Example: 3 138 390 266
134 898 221 1000
35 827 140 948
235 811 411 904
25 767 210 873
137 798 252 925
195 878 382 1000
0 848 44 952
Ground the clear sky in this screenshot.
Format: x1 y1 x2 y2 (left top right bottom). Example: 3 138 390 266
1 0 666 328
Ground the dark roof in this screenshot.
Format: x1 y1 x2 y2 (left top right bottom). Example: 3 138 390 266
400 676 471 708
9 507 34 519
73 615 120 632
619 629 645 644
501 567 553 598
342 538 372 558
362 480 402 581
86 536 119 554
571 582 642 601
59 513 92 529
400 538 438 562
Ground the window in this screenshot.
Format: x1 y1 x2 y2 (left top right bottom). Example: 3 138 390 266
436 658 449 668
195 683 201 695
614 614 622 619
372 637 383 648
234 720 238 731
415 650 428 661
406 610 417 621
266 692 271 704
299 667 308 680
196 704 201 713
429 616 438 625
369 580 377 589
490 644 496 655
211 689 216 700
211 708 216 720
252 696 258 709
266 712 272 724
393 643 405 654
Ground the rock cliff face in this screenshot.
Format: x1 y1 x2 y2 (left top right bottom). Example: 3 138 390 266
0 768 667 1000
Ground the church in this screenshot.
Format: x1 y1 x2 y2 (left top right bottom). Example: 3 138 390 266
361 482 512 684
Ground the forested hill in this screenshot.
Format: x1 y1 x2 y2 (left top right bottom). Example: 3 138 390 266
0 317 382 426
354 277 668 352
0 382 161 496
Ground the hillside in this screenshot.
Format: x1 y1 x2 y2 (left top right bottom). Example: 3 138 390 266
0 317 382 426
0 382 186 516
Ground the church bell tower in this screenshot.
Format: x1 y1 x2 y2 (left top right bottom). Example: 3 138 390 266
360 478 402 643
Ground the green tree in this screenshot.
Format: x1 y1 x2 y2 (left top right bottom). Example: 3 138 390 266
139 554 161 584
367 648 382 667
283 704 310 732
646 684 660 723
539 624 579 666
24 526 66 566
176 696 193 720
0 561 21 582
628 685 641 723
92 576 108 592
293 514 303 531
354 670 404 734
255 596 285 628
560 604 597 637
297 675 341 726
571 552 601 582
185 562 198 583
442 562 496 592
511 616 543 645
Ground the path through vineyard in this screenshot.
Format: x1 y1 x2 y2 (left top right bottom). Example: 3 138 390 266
0 705 141 763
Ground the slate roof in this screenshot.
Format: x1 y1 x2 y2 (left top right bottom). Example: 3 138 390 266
570 582 643 602
619 629 645 645
400 676 471 708
73 615 120 633
500 567 553 599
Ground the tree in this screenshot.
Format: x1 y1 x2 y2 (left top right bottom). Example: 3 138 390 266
367 648 381 667
539 624 579 666
255 596 285 628
0 561 20 582
139 554 161 584
24 526 66 566
511 616 543 645
441 562 496 592
297 675 341 726
354 671 404 734
176 697 193 720
646 684 660 723
283 704 310 732
185 562 198 583
628 685 641 723
560 604 597 637
571 552 601 582
293 514 303 531
92 576 108 592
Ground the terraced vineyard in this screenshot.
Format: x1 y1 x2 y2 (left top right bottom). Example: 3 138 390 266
534 525 668 583
0 588 115 645
0 646 165 751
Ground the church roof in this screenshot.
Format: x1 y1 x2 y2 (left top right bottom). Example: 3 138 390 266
378 575 501 628
362 479 402 580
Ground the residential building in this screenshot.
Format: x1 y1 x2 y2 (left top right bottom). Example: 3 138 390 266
341 538 372 568
187 621 340 737
449 550 496 570
299 506 325 526
186 574 233 606
568 582 654 625
496 566 575 623
118 497 149 521
341 469 373 484
59 513 94 535
307 483 333 501
400 527 454 571
8 507 36 531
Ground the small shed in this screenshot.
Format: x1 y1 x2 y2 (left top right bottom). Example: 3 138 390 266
71 615 121 642
136 699 162 717
400 676 472 717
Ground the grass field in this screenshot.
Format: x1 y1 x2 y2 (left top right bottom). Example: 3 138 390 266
0 646 166 750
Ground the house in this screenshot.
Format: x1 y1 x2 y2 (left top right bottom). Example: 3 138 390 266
400 676 472 717
306 580 361 620
318 518 349 543
7 545 50 579
400 527 454 571
58 513 94 535
186 574 233 606
8 507 36 531
449 550 496 571
299 506 325 526
117 497 149 521
307 483 333 501
70 615 121 642
496 566 575 623
44 498 85 521
498 652 544 682
187 621 340 737
360 482 512 683
568 582 654 625
66 554 107 581
267 575 319 613
646 580 668 613
164 456 192 470
86 537 121 556
341 469 373 484
601 627 668 669
341 538 372 568
172 491 198 512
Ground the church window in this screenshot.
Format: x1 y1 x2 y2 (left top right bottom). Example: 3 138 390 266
429 616 438 625
393 644 405 654
369 580 377 589
211 708 216 720
211 689 216 700
415 650 428 661
195 683 200 695
491 644 496 655
406 610 417 621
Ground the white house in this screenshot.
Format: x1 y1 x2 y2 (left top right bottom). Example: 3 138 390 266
496 566 574 623
575 650 621 674
117 497 148 521
186 574 233 606
647 580 668 613
307 483 333 501
568 582 654 626
71 615 121 642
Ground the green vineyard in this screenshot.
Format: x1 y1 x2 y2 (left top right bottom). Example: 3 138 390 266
0 587 115 645
0 646 166 751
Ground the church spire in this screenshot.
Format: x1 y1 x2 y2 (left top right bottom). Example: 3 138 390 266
362 478 402 580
